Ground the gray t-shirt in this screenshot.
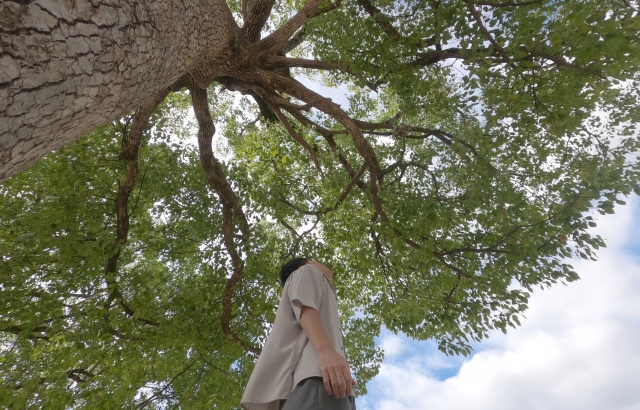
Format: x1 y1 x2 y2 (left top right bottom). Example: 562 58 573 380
241 264 347 410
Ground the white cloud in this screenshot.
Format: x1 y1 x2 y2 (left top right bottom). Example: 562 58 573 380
378 333 405 358
361 198 640 410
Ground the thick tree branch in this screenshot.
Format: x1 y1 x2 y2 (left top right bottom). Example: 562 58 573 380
265 55 380 91
188 81 261 355
279 0 343 54
188 85 250 242
242 0 253 19
252 69 381 175
244 0 277 41
103 87 172 329
257 0 326 52
405 46 604 80
283 28 308 54
114 90 170 245
218 76 307 111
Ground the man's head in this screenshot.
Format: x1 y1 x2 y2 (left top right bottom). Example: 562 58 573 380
279 258 334 286
279 258 309 287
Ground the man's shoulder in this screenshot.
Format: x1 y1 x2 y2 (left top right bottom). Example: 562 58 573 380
284 264 332 303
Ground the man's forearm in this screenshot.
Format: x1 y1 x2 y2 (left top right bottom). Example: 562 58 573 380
299 305 335 353
299 304 354 398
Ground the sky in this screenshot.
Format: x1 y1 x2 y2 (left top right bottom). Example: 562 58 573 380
296 74 640 410
358 198 640 410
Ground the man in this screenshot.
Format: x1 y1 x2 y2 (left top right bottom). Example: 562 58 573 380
241 258 356 410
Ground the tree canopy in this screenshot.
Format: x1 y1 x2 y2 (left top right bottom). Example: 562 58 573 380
1 0 640 408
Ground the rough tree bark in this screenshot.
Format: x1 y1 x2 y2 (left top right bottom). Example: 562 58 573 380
0 0 237 182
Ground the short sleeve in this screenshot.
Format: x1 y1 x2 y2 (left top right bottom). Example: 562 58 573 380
287 264 324 322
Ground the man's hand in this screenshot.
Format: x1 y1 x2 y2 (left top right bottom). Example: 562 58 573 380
299 305 355 399
318 346 354 399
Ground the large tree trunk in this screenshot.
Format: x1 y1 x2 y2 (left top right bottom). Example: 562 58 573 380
0 0 238 182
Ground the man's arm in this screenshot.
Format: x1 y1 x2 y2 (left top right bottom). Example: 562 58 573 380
299 305 355 399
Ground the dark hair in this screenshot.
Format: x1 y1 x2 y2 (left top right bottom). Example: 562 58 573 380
279 258 309 287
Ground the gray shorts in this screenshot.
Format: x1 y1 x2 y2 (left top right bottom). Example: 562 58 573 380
280 377 356 410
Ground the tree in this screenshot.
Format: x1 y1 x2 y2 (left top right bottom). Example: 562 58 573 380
1 0 640 407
